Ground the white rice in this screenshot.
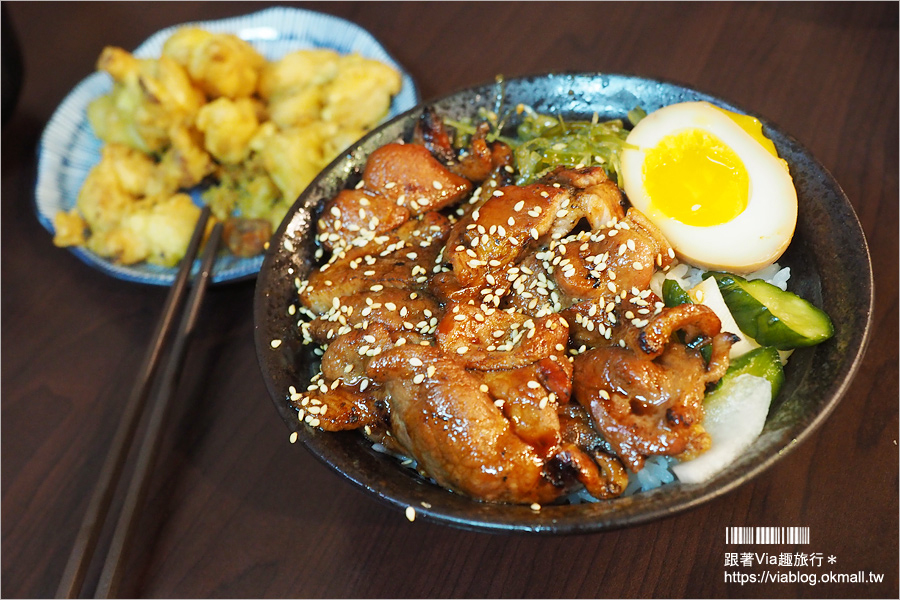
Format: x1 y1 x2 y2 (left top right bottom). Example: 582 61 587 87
623 456 677 495
650 261 791 298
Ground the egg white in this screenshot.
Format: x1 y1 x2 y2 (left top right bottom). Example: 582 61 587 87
621 101 797 273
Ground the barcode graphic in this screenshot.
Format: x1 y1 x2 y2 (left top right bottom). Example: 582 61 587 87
726 527 810 544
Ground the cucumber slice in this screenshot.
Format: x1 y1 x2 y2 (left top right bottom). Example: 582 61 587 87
672 374 772 484
709 346 785 400
704 272 834 350
662 278 692 307
689 277 760 359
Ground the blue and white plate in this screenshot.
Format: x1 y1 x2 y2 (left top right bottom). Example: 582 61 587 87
35 6 420 285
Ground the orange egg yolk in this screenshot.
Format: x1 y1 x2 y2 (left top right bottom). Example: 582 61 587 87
642 128 749 227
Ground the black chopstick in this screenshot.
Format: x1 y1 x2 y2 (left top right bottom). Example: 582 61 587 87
55 208 217 599
94 220 223 598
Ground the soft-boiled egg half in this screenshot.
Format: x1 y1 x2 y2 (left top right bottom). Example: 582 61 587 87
620 101 797 273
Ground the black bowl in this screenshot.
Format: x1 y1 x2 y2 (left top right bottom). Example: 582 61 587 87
253 73 872 533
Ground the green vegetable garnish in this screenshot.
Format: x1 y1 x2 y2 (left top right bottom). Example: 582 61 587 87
512 108 632 185
662 278 693 308
705 271 834 350
448 104 642 186
708 346 785 400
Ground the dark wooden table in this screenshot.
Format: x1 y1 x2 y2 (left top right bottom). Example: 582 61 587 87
3 2 897 598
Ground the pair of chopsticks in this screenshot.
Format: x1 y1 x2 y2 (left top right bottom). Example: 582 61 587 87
56 207 222 599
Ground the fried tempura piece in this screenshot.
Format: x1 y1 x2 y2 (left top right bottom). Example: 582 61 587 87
95 193 201 266
321 54 402 130
68 144 202 266
196 97 263 164
162 27 265 99
52 210 88 247
252 121 336 206
88 47 205 154
146 125 215 197
260 49 401 133
76 144 155 234
258 48 341 129
258 48 342 98
203 153 288 231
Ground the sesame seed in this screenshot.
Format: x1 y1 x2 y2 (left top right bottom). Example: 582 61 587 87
413 373 425 384
405 506 416 521
480 384 489 393
270 339 282 349
433 181 443 190
514 200 525 212
530 503 542 511
456 346 469 354
410 357 424 367
289 431 298 443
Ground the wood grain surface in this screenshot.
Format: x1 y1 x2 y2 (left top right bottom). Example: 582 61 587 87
2 2 897 598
